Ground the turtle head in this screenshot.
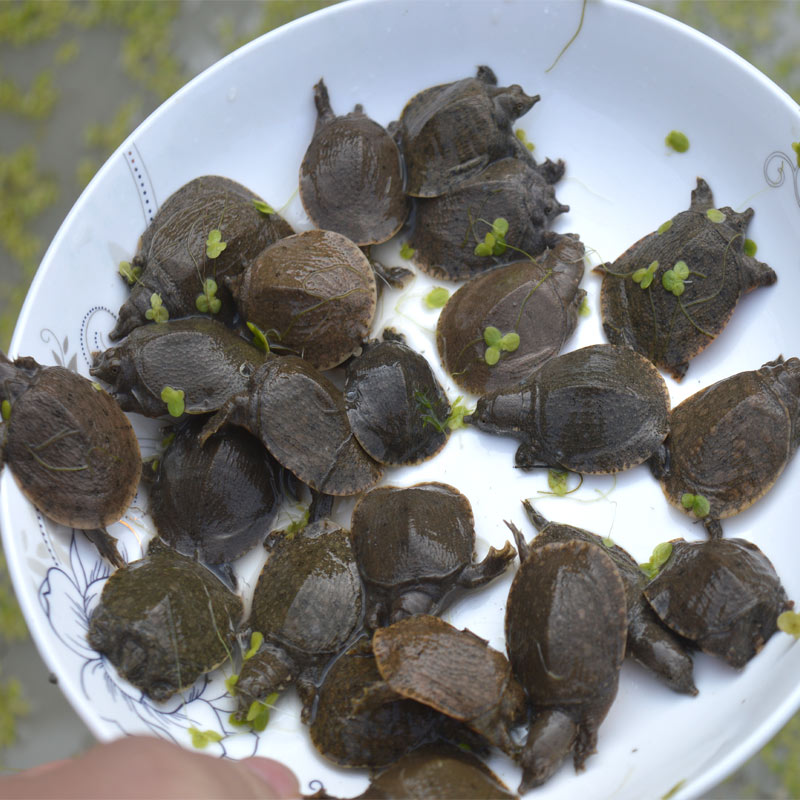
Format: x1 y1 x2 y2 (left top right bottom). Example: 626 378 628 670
464 388 530 438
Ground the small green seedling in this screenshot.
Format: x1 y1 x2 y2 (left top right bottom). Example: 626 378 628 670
547 469 569 496
706 208 726 223
160 386 185 417
579 296 591 317
206 229 227 259
515 128 535 152
1 400 11 421
483 325 520 365
665 130 689 153
252 199 275 215
118 260 141 285
145 293 169 323
188 727 224 749
744 238 758 257
224 673 239 694
639 541 673 580
474 218 509 257
246 321 270 354
196 278 222 314
245 694 278 732
662 260 690 297
399 242 416 259
424 287 449 309
657 220 673 235
680 492 710 518
777 610 800 638
632 261 658 289
244 631 264 661
445 397 473 431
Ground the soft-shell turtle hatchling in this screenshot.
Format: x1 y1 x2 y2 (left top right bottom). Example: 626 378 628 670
350 482 516 630
366 614 527 757
649 355 800 537
466 343 670 474
111 175 293 341
505 539 627 791
643 537 792 668
596 177 776 380
88 538 243 702
391 65 539 198
299 78 409 245
0 352 141 567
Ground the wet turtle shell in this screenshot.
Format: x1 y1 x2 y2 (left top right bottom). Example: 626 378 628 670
344 335 451 465
200 355 382 496
350 482 516 629
234 519 363 719
596 178 777 380
392 65 539 197
513 501 696 695
87 539 243 702
110 175 293 341
299 79 409 245
147 419 283 564
409 158 567 281
466 343 670 474
436 234 586 394
370 615 526 757
649 355 800 534
505 539 627 791
643 538 792 668
90 317 268 419
0 353 141 567
228 229 377 371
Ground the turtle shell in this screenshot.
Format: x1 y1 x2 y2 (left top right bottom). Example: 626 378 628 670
148 419 283 564
371 614 526 757
596 177 777 380
87 540 243 702
436 234 586 394
299 79 409 245
90 317 268 419
393 65 539 197
409 157 567 281
228 229 377 371
110 175 293 341
653 355 800 523
2 358 140 530
200 355 383 496
467 343 671 474
643 538 792 668
344 337 451 465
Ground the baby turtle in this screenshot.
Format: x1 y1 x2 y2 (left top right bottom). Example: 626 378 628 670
111 175 293 341
596 177 777 380
436 234 586 394
227 229 377 371
409 158 567 281
200 355 382 496
350 482 516 629
0 352 141 567
344 333 451 465
90 317 268 419
88 538 243 702
505 539 627 791
234 519 364 721
649 355 800 536
299 79 409 245
308 638 483 769
146 419 283 565
391 65 539 197
368 615 527 757
466 343 670 474
511 501 696 695
643 538 792 668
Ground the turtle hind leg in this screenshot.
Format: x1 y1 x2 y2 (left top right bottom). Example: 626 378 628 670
742 254 777 292
83 528 125 569
518 708 578 792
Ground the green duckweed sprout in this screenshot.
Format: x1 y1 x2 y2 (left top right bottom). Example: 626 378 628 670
547 469 569 496
639 541 673 579
662 260 689 297
482 326 520 365
205 228 227 259
632 260 658 289
399 242 416 259
188 727 224 749
195 277 221 314
224 673 239 694
160 385 185 417
118 260 141 285
145 293 169 323
474 218 509 257
285 506 310 537
744 238 758 257
445 397 473 431
665 130 689 153
579 296 591 317
777 610 800 638
1 400 10 420
681 492 710 517
252 199 275 215
601 536 614 548
246 321 270 354
424 287 449 309
244 631 263 661
246 694 278 732
657 220 673 235
706 208 726 223
515 128 535 152
792 142 800 167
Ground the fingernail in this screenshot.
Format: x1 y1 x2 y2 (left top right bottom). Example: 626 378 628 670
242 757 300 798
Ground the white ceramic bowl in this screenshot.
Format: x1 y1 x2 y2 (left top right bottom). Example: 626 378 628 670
3 1 800 797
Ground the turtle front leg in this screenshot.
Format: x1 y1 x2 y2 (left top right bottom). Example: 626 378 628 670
83 528 125 569
457 540 517 589
741 253 778 292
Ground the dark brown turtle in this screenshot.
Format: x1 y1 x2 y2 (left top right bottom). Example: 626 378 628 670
367 615 527 757
595 177 777 380
649 355 800 537
643 538 792 668
90 317 268 419
465 343 670 474
391 65 539 197
505 539 627 791
308 638 484 769
146 419 283 565
409 158 567 281
299 79 409 245
344 333 451 465
234 519 364 721
87 539 243 702
436 234 586 394
200 355 382 496
511 501 696 695
110 175 293 341
227 229 377 371
350 482 516 630
0 352 141 567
